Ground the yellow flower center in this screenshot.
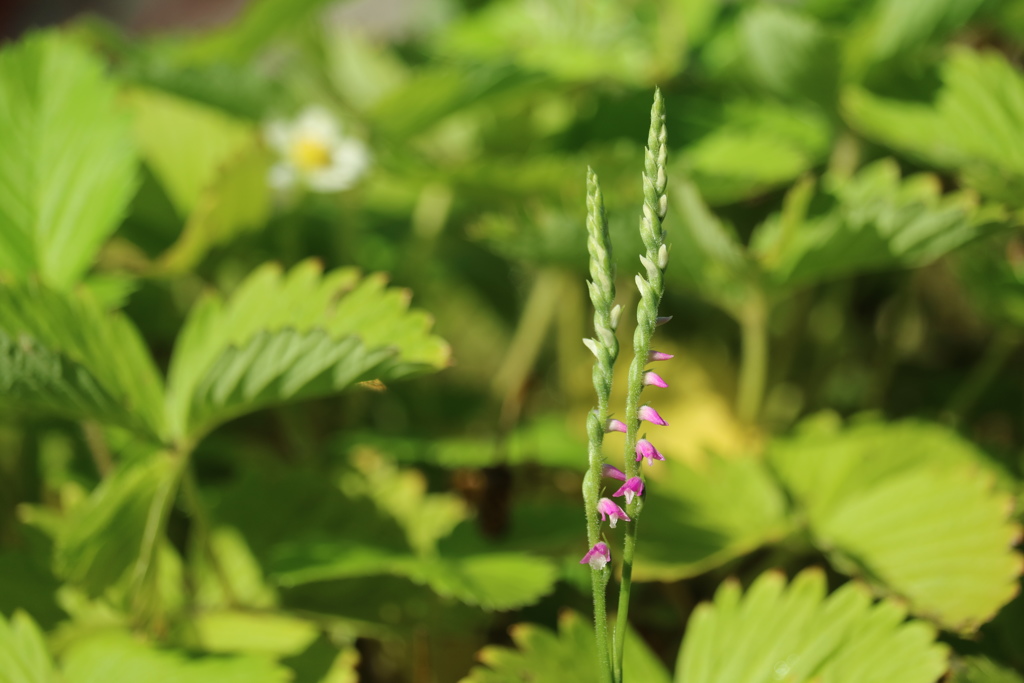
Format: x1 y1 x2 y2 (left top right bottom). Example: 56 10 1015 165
289 136 332 171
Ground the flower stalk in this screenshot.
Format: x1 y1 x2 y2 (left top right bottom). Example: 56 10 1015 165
582 164 618 683
581 89 670 683
613 88 669 683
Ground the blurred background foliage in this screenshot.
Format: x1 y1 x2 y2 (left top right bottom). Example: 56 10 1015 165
2 0 1024 681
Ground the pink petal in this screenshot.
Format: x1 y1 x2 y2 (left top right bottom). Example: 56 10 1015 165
603 464 627 481
638 405 668 426
643 371 668 388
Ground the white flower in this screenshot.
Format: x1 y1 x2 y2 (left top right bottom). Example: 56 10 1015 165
264 106 370 193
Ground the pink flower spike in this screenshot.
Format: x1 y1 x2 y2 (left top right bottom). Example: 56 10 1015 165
643 371 668 388
647 350 674 362
655 316 673 326
597 497 631 528
638 405 668 426
603 464 627 481
635 439 666 466
580 542 611 570
613 477 645 505
605 419 627 433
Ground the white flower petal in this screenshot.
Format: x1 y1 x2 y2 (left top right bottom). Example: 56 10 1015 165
269 163 298 191
295 106 342 147
307 139 371 193
263 120 293 153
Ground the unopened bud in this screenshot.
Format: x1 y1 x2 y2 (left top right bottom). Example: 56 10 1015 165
610 304 622 330
658 244 668 269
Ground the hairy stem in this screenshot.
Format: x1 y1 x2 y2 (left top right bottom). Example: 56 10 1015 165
614 89 668 683
584 167 617 683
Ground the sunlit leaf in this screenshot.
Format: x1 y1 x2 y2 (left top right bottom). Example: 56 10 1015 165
843 49 1024 206
682 101 832 204
55 457 181 597
165 259 450 440
737 5 839 104
756 159 1007 290
436 0 707 86
190 611 319 656
408 553 558 611
0 31 137 289
849 0 987 68
950 656 1024 683
770 418 1023 632
462 610 670 683
124 87 270 272
61 631 291 683
665 179 756 316
0 611 56 683
675 568 948 683
633 454 792 582
0 283 165 440
165 0 338 65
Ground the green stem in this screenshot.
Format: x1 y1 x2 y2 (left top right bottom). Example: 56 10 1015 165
492 268 567 428
181 464 239 605
737 296 769 424
946 330 1019 423
613 514 638 683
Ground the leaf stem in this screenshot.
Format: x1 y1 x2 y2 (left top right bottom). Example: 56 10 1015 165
945 330 1019 424
737 294 769 424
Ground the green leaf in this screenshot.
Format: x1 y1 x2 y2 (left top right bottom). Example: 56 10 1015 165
408 553 558 611
124 87 254 214
0 282 165 440
61 631 291 683
165 259 450 441
756 159 1007 290
461 611 670 683
665 179 756 316
633 454 792 582
154 143 272 275
682 101 832 204
951 657 1024 683
345 449 468 555
843 49 1024 206
737 5 839 104
55 457 181 597
0 31 137 289
0 611 56 683
164 0 338 65
190 611 319 656
848 0 987 68
675 568 948 683
124 87 270 272
955 237 1024 328
436 0 704 86
770 418 1023 632
192 526 278 610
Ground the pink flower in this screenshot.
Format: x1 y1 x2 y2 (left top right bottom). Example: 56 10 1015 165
647 350 674 362
605 419 627 433
597 497 631 528
638 405 668 426
636 439 665 466
643 371 668 388
603 464 627 481
613 477 645 504
580 542 611 570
